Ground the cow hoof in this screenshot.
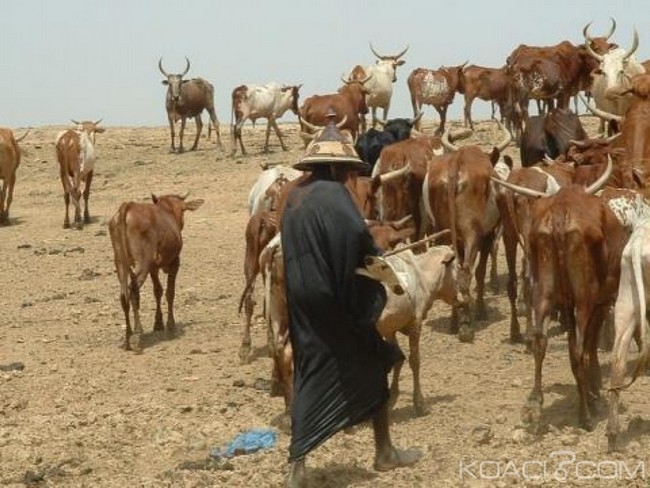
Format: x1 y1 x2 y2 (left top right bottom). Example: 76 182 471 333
458 326 474 343
580 417 595 432
239 346 252 365
509 332 524 344
413 403 429 417
63 222 71 229
607 434 619 454
165 328 176 340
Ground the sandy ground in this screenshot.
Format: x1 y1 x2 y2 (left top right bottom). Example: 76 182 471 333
0 118 648 487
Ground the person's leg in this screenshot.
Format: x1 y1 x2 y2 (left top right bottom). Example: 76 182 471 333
286 457 306 488
373 403 422 471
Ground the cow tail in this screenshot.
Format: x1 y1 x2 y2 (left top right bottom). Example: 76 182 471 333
111 203 132 309
627 239 649 387
238 215 263 315
447 158 460 257
552 211 571 332
422 172 434 230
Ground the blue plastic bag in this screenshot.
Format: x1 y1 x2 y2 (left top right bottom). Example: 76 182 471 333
210 428 277 459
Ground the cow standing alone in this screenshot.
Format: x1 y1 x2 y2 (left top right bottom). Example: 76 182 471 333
0 128 29 225
109 193 204 353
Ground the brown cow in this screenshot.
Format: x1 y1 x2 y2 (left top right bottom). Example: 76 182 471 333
458 64 512 130
159 57 223 153
499 160 628 432
407 62 467 135
0 128 29 225
299 76 372 140
109 193 204 354
55 120 105 229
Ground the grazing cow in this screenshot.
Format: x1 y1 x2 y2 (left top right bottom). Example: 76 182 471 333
407 62 467 135
458 64 512 130
348 44 409 128
497 160 628 431
584 28 645 123
0 128 29 225
159 57 223 153
55 120 105 229
520 108 587 166
230 82 302 156
607 217 650 452
354 113 422 172
109 193 204 354
299 76 372 140
422 139 508 342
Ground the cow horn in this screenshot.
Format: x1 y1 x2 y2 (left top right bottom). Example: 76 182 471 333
14 128 30 142
410 111 423 126
181 191 191 200
606 17 617 40
623 29 639 61
335 115 348 129
606 132 622 144
369 42 385 60
181 57 191 77
449 127 473 142
569 139 588 149
495 120 512 152
379 164 411 184
442 128 460 152
585 154 613 194
393 45 410 60
158 57 169 77
300 118 321 132
93 118 103 126
580 94 623 122
70 119 81 125
490 176 547 198
392 214 413 228
584 35 604 62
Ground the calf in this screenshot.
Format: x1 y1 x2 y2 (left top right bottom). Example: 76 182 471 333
607 217 650 452
109 193 204 353
0 128 29 224
55 120 105 229
364 244 458 415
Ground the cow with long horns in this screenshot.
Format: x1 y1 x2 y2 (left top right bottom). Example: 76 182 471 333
158 57 223 153
348 44 409 129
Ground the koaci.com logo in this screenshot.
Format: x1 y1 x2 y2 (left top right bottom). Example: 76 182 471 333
459 450 646 482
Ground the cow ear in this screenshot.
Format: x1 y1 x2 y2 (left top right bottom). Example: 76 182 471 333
95 127 106 134
181 79 190 84
396 60 406 66
184 199 204 211
503 155 513 170
151 194 159 204
161 80 169 85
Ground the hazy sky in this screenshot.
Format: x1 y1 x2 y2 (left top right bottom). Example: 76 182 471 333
1 1 647 128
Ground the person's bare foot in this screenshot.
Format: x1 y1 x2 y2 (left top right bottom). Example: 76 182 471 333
373 447 421 471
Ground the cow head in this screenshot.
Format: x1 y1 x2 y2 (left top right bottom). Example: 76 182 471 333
281 84 302 115
582 18 619 54
151 192 204 230
159 57 191 103
71 119 105 145
585 30 641 100
370 43 409 82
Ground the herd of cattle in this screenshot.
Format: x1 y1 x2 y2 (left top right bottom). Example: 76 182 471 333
0 18 649 458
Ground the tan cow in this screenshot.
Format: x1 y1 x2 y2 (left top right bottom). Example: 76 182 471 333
55 120 105 229
0 128 29 225
109 193 204 353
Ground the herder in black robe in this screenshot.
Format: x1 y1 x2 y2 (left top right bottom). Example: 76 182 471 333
282 117 421 487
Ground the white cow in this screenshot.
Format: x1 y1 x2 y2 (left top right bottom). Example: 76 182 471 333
348 44 409 130
585 30 645 118
231 82 302 156
247 165 302 216
607 216 650 452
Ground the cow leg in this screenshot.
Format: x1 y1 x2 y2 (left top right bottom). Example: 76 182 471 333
165 257 180 338
240 287 254 364
501 211 523 343
150 270 164 332
524 294 552 432
262 120 273 153
271 118 288 152
208 108 223 148
463 96 474 129
408 326 427 416
434 105 448 136
168 115 176 153
129 274 146 354
190 115 202 151
474 245 491 321
83 170 93 223
3 172 16 224
489 233 500 294
178 118 187 153
120 284 132 351
385 333 404 410
60 172 72 228
568 327 593 431
607 289 638 452
370 107 378 129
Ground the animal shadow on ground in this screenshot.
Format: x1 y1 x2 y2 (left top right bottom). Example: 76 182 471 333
542 383 607 431
2 216 25 227
306 463 377 487
138 323 187 351
427 301 504 336
617 416 650 450
249 344 272 362
390 394 458 424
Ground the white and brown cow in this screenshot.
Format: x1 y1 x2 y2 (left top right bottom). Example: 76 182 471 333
55 120 105 229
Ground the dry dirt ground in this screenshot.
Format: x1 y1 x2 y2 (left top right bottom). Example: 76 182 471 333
0 118 648 488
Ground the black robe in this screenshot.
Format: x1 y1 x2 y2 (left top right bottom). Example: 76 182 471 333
281 176 402 460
